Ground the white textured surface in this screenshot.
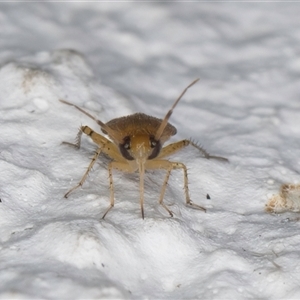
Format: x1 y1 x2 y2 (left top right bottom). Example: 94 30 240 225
1 3 300 299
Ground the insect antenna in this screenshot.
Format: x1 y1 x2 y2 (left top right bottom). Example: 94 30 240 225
155 78 200 141
59 99 122 143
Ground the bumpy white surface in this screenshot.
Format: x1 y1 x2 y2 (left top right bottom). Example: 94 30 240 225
1 3 300 299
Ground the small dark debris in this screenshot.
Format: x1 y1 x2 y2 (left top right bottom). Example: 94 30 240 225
206 194 210 200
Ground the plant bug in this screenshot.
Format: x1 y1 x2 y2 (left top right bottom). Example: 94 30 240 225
60 79 227 219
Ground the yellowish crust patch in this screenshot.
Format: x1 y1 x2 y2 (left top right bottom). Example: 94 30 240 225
266 184 300 213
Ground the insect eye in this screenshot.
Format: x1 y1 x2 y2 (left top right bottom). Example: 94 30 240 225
150 140 157 148
122 136 131 149
148 137 161 160
119 136 134 161
124 142 130 149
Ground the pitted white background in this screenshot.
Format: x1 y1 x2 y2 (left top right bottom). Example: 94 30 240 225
0 3 300 299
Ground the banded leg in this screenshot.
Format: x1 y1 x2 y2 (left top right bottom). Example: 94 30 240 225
63 147 102 198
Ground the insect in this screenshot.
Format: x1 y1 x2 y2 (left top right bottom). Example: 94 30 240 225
60 79 228 219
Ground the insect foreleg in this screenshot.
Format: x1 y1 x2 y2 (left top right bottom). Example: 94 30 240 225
63 146 102 198
157 140 190 159
158 139 228 162
62 127 83 149
188 140 228 161
81 126 126 162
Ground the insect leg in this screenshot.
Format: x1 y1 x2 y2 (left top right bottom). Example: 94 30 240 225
101 161 115 219
158 139 228 162
157 140 190 159
81 126 127 162
188 140 228 161
62 127 83 149
102 161 135 219
63 146 102 198
145 160 206 216
158 165 174 217
173 161 206 212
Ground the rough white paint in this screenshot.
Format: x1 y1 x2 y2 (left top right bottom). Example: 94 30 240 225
1 3 300 299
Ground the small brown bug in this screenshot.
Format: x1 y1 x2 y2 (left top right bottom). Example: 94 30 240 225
60 79 227 219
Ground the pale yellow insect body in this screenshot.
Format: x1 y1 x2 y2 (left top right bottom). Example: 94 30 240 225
60 79 227 219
